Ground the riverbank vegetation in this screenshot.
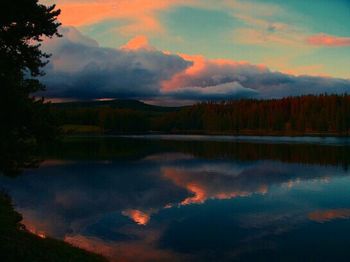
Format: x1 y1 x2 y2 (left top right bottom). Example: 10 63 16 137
54 94 350 136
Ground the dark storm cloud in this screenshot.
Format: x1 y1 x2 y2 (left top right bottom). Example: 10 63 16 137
39 27 350 102
40 27 192 100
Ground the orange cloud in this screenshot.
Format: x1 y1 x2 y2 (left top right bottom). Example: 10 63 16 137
122 209 151 225
308 209 350 223
161 54 204 91
180 183 207 205
162 167 267 205
307 34 350 47
121 35 152 50
161 54 265 91
53 0 194 36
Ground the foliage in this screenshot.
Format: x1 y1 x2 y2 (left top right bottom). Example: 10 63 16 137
155 94 350 134
55 94 350 135
0 0 61 174
54 100 180 133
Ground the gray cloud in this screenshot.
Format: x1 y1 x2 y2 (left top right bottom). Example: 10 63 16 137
164 81 258 101
39 27 350 102
164 58 350 99
40 27 192 100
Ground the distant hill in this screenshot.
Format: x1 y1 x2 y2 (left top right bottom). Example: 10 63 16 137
52 99 182 113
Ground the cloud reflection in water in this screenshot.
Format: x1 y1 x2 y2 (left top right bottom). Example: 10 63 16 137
1 138 350 261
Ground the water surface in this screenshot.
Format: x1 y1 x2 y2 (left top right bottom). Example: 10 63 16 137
1 136 350 261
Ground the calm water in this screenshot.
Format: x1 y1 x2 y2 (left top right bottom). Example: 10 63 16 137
1 136 350 261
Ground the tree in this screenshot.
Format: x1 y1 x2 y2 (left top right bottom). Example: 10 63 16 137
0 0 61 174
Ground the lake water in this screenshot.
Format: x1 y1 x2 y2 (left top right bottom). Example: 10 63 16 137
1 136 350 261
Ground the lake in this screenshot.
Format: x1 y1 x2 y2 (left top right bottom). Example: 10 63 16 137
1 135 350 261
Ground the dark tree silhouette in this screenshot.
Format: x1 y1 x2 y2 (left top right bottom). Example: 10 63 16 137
153 94 350 135
0 0 61 174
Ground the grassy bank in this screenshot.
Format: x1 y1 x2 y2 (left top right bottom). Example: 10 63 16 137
0 193 106 262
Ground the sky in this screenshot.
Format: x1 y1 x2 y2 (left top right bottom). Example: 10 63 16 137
39 0 350 104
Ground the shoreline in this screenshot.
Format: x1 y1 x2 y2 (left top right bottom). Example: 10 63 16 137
62 133 350 147
62 127 350 138
0 193 106 261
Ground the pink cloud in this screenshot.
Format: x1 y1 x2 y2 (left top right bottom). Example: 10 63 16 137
161 53 268 92
52 0 194 36
307 34 350 47
120 35 152 50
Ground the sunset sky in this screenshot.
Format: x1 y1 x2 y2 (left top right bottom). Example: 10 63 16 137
40 0 350 104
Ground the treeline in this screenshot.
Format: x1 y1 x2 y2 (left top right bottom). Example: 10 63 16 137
156 94 350 134
54 94 350 135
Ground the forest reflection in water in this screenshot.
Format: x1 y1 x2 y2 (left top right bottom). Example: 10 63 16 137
1 136 350 261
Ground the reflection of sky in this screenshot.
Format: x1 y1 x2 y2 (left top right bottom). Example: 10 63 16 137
1 150 350 261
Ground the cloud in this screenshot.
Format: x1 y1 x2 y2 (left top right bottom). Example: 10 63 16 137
121 35 153 50
160 160 335 206
234 27 304 47
308 209 350 223
40 27 191 99
162 54 270 91
122 209 151 225
42 0 195 37
307 34 350 47
164 82 257 101
161 165 267 205
44 0 277 34
39 27 350 102
2 145 349 260
232 10 306 48
162 54 350 99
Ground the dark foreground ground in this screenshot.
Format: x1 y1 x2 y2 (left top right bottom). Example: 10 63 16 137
0 193 106 262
